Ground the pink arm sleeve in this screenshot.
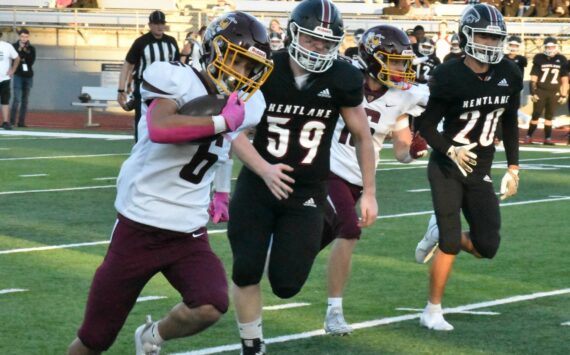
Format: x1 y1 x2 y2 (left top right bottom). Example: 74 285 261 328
146 99 216 144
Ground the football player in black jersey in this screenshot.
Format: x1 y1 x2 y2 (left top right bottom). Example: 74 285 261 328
227 0 378 353
413 37 441 84
443 34 464 63
504 35 527 75
414 4 522 331
526 37 569 145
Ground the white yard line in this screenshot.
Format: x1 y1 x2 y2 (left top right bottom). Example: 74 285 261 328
1 196 568 255
395 307 500 315
407 189 431 193
561 322 570 326
137 296 168 303
0 288 28 295
0 130 132 140
93 177 117 181
19 174 48 177
0 153 128 162
172 288 570 355
263 303 311 311
0 185 115 196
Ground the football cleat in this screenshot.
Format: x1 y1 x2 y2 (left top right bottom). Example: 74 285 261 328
135 315 161 355
523 136 533 145
415 215 439 264
543 138 554 145
420 308 454 331
240 338 266 355
324 307 353 336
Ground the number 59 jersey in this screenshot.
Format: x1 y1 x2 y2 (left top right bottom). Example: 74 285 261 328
330 84 429 186
115 61 266 233
252 51 364 186
428 58 523 172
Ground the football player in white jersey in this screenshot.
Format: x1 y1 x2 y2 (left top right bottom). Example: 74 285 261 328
68 12 274 355
321 25 429 335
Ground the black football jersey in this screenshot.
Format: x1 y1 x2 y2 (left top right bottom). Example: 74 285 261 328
423 58 523 172
413 53 441 84
504 54 527 76
530 53 568 92
443 52 464 63
253 51 364 185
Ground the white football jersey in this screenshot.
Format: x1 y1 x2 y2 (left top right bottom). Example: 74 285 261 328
115 61 266 233
330 83 429 186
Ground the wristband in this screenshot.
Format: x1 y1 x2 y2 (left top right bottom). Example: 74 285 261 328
212 115 227 134
117 89 125 93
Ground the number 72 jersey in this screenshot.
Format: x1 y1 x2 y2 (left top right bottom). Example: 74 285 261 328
428 58 523 171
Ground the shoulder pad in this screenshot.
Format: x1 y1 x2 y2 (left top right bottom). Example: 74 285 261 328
141 62 193 101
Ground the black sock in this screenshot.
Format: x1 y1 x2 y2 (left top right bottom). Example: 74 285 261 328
544 125 552 139
527 122 538 137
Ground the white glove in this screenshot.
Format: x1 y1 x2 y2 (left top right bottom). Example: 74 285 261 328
446 142 478 177
557 95 568 105
500 168 519 200
530 94 540 103
412 56 429 66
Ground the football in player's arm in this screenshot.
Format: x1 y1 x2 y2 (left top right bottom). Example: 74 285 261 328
414 4 523 331
320 25 428 336
526 37 569 145
67 11 274 355
226 1 377 354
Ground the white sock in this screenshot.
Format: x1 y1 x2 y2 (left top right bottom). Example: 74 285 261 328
327 297 343 315
425 301 442 313
141 321 164 346
238 317 263 340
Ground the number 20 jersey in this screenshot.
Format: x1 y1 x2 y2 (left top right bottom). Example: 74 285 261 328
428 58 523 172
115 61 266 233
253 51 364 185
330 84 429 186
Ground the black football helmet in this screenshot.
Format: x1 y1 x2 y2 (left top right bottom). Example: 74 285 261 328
507 35 522 54
543 37 558 57
201 11 274 101
459 3 507 64
358 25 415 90
450 33 461 53
418 37 435 56
287 0 345 73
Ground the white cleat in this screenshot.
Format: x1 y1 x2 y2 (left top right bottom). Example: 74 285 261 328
324 307 353 336
135 315 161 355
420 309 454 331
415 215 439 264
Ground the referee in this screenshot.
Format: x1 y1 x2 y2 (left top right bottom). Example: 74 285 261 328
117 10 180 141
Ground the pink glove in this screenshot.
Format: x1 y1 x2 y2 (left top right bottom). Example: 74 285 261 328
220 92 245 132
410 131 428 159
208 192 230 224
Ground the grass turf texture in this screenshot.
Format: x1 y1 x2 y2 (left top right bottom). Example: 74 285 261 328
0 134 569 354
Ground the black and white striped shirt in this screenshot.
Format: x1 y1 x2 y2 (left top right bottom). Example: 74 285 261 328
126 32 180 81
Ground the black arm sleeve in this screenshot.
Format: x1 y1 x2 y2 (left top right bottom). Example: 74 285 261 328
417 97 451 155
501 92 520 167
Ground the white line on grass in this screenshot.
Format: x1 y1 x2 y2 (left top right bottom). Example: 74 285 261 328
263 303 311 311
395 307 500 315
0 288 28 295
93 177 117 181
19 173 48 177
561 322 570 326
1 196 568 255
0 185 115 196
407 189 430 193
0 153 128 162
137 296 168 303
0 130 132 140
172 288 570 355
0 229 228 255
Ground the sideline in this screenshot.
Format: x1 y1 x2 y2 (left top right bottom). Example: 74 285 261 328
0 130 132 140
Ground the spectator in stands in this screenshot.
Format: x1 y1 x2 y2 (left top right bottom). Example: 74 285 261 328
344 28 365 60
551 0 569 16
523 0 550 16
480 0 502 9
180 31 197 65
434 21 451 63
383 0 411 15
503 0 521 16
0 32 20 130
268 18 285 40
70 0 99 8
56 0 73 8
412 0 431 8
117 10 179 142
411 25 425 53
190 26 207 71
10 28 35 128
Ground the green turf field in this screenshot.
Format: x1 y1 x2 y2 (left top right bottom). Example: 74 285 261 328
0 132 569 355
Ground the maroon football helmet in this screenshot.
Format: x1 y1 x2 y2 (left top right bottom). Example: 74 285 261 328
201 11 274 101
358 25 415 90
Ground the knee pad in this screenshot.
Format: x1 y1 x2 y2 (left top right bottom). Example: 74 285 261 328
472 233 501 259
271 285 301 299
